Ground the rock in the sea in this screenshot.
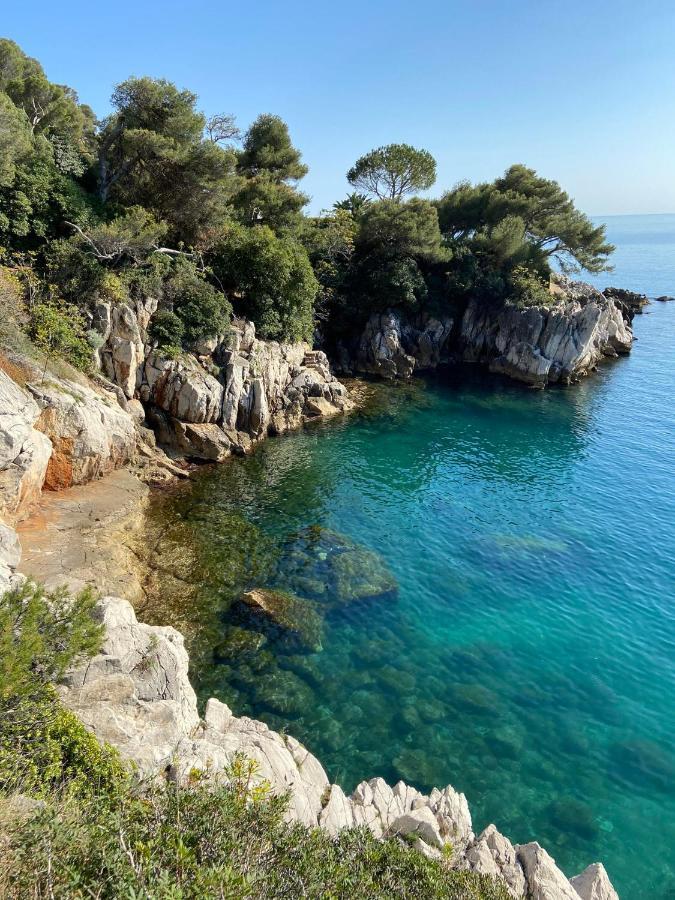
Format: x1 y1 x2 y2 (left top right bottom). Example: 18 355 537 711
239 588 323 652
569 863 619 900
460 280 633 387
274 526 398 607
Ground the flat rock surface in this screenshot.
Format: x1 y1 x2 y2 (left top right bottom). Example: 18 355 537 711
16 468 148 600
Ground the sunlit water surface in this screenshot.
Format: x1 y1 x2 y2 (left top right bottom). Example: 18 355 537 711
147 215 675 899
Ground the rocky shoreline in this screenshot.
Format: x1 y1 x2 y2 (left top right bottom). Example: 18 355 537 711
341 278 638 386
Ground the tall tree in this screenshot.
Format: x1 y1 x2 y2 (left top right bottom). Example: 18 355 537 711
438 165 614 273
97 77 237 244
347 144 436 201
233 114 308 230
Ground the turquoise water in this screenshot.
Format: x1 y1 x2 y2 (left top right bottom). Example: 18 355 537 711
150 216 675 899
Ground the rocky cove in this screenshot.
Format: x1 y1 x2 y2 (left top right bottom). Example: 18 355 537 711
0 282 648 900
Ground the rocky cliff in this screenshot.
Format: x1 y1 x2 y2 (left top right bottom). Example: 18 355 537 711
0 306 353 521
344 279 635 386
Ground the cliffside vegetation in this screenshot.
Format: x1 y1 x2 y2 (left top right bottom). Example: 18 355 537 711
0 36 613 372
0 580 509 899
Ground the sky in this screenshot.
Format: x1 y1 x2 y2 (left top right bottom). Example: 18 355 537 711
4 0 675 216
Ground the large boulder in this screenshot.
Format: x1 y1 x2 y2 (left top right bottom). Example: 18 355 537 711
570 863 619 900
0 370 52 521
28 375 137 490
238 588 323 652
517 843 583 900
466 824 526 898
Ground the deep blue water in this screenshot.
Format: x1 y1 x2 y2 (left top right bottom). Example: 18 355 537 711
149 215 675 899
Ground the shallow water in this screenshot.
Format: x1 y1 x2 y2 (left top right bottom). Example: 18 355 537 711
147 218 675 899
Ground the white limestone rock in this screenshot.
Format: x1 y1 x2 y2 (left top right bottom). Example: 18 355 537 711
142 353 224 423
460 280 633 387
0 370 52 521
570 863 618 900
355 311 454 378
517 842 582 900
28 375 136 490
467 825 526 898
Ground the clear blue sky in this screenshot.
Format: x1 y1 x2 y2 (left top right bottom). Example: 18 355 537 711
4 0 675 215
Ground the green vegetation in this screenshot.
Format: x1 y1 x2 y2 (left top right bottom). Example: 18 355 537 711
0 580 509 898
0 35 612 372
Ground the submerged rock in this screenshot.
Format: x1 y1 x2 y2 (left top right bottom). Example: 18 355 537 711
274 525 398 608
239 588 323 652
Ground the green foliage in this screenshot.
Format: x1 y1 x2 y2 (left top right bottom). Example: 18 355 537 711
98 77 237 244
0 580 103 704
28 298 93 370
210 223 317 342
237 114 307 181
1 777 509 899
233 114 308 230
347 143 437 201
333 192 371 217
508 265 554 308
0 692 127 799
68 206 168 267
161 257 232 344
438 164 614 274
149 308 185 350
356 198 448 263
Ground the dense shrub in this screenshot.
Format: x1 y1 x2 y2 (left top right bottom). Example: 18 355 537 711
149 308 185 350
1 775 509 900
161 257 232 345
0 580 102 704
210 223 317 342
28 298 93 371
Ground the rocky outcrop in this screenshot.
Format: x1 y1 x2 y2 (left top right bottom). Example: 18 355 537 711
352 311 454 379
345 280 634 387
0 370 52 522
569 863 619 900
138 320 353 460
459 281 633 387
0 521 22 592
29 375 137 489
53 591 618 899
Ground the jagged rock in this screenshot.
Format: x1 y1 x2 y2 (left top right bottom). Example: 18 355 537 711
142 353 223 423
59 595 200 774
390 806 444 849
603 287 649 319
305 396 342 417
354 311 454 379
54 595 618 898
169 421 233 462
460 281 633 387
0 370 52 522
28 376 136 490
570 863 618 900
356 312 417 379
517 842 582 900
467 825 526 898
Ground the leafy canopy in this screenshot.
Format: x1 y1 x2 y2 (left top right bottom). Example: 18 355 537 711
347 143 437 201
438 164 614 274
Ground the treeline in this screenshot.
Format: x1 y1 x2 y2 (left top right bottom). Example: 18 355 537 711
0 38 613 370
